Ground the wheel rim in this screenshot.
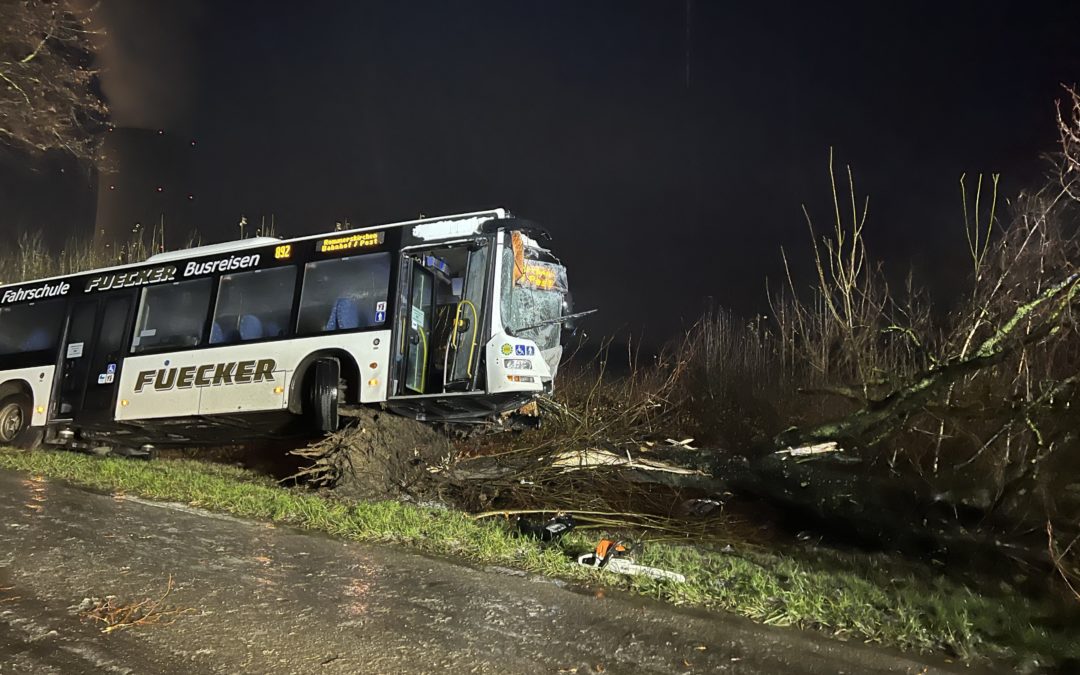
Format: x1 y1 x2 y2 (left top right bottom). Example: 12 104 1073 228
0 403 24 443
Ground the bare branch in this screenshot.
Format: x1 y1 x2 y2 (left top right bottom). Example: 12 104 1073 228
0 0 108 161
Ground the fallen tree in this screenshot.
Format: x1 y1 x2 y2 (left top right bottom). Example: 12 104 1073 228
775 270 1080 450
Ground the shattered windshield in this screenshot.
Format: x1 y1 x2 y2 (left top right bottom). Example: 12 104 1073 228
501 231 567 353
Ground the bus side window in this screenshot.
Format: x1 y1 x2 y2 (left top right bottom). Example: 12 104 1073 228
0 300 65 357
210 267 297 344
131 278 213 353
296 252 391 335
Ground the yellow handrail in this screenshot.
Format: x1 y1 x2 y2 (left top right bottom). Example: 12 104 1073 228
450 302 464 350
417 325 428 392
457 300 479 378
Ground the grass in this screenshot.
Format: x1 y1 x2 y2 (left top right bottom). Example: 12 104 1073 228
0 447 1075 666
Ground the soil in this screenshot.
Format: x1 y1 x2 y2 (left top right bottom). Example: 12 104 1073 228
291 407 454 501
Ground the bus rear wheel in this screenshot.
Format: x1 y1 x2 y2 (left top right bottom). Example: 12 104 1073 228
0 395 42 449
305 358 340 433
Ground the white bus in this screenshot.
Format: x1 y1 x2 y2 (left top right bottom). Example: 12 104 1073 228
0 209 573 452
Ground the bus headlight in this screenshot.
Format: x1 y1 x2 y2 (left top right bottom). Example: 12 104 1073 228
503 358 532 370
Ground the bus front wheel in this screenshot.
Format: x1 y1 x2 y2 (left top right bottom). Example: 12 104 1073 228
305 358 340 433
0 394 42 449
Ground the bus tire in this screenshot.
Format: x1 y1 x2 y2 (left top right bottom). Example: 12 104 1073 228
306 358 340 433
0 394 41 449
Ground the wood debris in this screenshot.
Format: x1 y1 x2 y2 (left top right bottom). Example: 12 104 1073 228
550 448 702 475
80 576 194 633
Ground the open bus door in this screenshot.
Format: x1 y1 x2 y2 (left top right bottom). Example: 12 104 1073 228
401 260 434 394
443 241 488 390
56 293 135 426
395 240 491 397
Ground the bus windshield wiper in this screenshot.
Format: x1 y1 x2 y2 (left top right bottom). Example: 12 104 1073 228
515 309 597 333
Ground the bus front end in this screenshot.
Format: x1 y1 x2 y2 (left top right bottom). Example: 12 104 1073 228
484 228 571 399
384 211 582 422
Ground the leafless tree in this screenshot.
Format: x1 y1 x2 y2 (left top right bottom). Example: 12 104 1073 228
0 0 107 162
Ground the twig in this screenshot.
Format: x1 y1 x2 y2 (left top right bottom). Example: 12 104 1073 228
81 575 194 633
1047 521 1080 603
472 508 662 520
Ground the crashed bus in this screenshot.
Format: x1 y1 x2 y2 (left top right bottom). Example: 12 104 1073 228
0 209 573 452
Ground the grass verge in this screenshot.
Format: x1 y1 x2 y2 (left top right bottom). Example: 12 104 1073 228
0 447 1074 666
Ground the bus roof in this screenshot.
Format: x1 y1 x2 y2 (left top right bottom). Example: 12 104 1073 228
0 209 508 290
145 237 282 263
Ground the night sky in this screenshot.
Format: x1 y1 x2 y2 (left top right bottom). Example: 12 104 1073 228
10 1 1080 342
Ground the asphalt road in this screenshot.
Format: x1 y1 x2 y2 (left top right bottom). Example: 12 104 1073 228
0 468 965 674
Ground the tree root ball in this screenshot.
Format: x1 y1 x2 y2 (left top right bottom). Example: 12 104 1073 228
290 409 454 501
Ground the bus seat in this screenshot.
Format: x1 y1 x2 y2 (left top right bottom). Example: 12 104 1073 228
20 329 52 351
262 319 283 338
239 314 264 341
210 320 241 344
326 297 365 331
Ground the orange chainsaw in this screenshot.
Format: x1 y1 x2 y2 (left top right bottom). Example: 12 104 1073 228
577 538 686 583
591 539 630 568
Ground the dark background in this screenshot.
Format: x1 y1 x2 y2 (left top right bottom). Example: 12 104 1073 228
6 1 1080 343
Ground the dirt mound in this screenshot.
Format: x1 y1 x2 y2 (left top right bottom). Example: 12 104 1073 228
290 408 454 501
